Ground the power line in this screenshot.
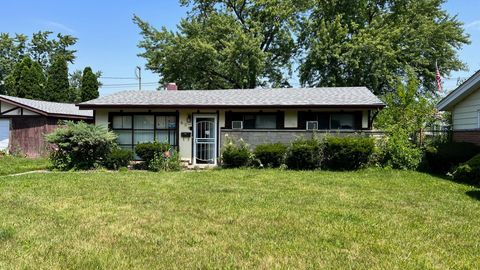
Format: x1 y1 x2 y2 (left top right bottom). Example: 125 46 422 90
100 76 137 79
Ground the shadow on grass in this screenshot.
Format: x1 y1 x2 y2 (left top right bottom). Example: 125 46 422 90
466 190 480 201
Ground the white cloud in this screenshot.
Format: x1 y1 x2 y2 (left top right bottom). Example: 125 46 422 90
465 20 480 31
42 21 76 34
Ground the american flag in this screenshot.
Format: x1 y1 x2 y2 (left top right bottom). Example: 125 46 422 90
436 61 442 92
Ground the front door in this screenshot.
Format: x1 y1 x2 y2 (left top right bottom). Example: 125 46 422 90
193 114 217 165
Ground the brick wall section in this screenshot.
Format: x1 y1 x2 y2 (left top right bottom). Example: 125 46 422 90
452 130 480 145
220 129 384 149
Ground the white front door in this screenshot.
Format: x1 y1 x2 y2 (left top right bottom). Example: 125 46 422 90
193 114 217 165
0 119 10 152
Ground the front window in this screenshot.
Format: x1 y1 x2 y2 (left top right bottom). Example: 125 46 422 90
111 114 178 154
330 113 355 130
242 114 277 129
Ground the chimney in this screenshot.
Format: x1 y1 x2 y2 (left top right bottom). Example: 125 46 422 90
166 83 178 91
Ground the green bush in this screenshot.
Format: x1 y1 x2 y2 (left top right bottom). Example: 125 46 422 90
46 121 117 170
452 154 480 185
148 151 182 172
285 137 323 170
323 136 375 170
425 142 480 174
135 142 171 163
380 133 422 170
103 148 133 170
254 143 287 168
221 137 252 168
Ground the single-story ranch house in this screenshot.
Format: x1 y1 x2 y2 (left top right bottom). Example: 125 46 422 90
437 70 480 145
78 86 384 165
0 95 93 157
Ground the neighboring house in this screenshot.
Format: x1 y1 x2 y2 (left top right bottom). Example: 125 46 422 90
78 86 384 165
437 70 480 145
0 95 93 157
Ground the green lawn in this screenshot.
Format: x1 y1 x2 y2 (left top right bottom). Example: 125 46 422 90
0 156 50 176
0 169 479 269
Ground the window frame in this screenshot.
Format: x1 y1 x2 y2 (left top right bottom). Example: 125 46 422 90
109 112 179 154
306 121 319 130
299 111 361 130
226 112 281 130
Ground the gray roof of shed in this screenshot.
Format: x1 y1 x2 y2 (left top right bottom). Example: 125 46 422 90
0 95 93 118
78 87 384 109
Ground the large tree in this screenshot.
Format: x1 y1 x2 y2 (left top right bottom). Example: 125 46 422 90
45 56 70 102
5 56 46 99
0 31 76 96
298 0 469 95
136 0 468 94
80 67 100 102
134 0 310 89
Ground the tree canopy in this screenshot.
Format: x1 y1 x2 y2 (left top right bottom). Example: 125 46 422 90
135 0 469 94
134 0 310 89
80 67 100 102
298 0 470 95
0 31 77 95
45 56 70 102
5 56 46 99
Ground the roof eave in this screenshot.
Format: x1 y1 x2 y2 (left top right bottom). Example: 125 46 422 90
0 96 92 119
437 70 480 111
77 103 385 110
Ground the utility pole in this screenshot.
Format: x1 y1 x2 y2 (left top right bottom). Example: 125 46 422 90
135 66 142 90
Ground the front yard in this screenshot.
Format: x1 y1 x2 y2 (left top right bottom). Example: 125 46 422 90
0 168 479 269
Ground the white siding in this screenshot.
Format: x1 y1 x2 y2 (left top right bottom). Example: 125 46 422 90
452 85 480 130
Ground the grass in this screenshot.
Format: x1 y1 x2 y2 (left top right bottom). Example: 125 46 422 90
0 155 50 176
0 169 479 269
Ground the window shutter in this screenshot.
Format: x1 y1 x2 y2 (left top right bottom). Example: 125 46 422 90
225 111 232 129
355 111 363 130
276 111 285 129
298 111 307 129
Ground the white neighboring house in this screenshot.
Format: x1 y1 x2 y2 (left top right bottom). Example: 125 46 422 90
437 70 480 145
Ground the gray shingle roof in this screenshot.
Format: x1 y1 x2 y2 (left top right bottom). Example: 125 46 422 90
0 95 93 118
79 87 384 108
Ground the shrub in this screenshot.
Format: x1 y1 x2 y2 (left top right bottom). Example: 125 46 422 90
323 136 375 170
46 121 117 170
285 137 323 170
148 151 182 172
103 148 133 170
452 154 480 186
254 143 287 168
221 137 252 168
425 142 480 174
135 142 171 163
380 133 422 170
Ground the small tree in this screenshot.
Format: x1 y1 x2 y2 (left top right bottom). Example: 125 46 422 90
376 72 436 169
45 56 70 102
46 121 117 170
80 67 99 102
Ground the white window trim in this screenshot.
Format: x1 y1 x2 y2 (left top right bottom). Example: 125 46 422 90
477 110 480 129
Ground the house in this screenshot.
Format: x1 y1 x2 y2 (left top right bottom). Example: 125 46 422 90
437 70 480 145
77 86 385 165
0 95 93 157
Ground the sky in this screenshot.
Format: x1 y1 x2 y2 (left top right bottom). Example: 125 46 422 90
1 0 479 96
